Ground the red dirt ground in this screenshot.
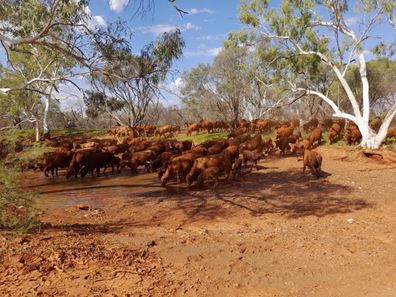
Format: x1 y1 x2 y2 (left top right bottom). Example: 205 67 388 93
1 146 396 297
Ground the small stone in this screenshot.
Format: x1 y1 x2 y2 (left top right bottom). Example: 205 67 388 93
347 218 355 224
75 204 90 211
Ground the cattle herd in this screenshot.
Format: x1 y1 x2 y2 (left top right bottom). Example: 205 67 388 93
40 117 396 187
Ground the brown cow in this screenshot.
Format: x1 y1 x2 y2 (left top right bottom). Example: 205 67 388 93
386 127 396 139
275 136 293 157
306 127 323 148
120 150 157 173
276 126 294 139
186 123 201 136
319 118 334 130
328 123 342 144
197 167 222 188
42 151 73 177
302 118 319 132
240 134 263 152
224 145 239 164
79 152 119 178
66 149 96 179
208 143 226 155
199 119 214 133
161 151 206 186
155 125 173 137
228 127 249 138
345 122 362 145
186 151 232 187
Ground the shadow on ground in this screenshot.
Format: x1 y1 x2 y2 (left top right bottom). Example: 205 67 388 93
31 167 372 232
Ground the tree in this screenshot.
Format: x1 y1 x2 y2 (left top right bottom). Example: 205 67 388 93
90 30 184 127
83 91 125 127
0 0 187 95
181 47 256 127
180 64 225 122
239 0 396 149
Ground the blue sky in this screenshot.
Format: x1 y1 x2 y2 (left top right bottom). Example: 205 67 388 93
90 0 243 73
55 0 245 108
2 0 395 109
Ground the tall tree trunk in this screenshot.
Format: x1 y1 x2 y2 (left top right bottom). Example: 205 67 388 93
43 94 50 140
35 120 40 142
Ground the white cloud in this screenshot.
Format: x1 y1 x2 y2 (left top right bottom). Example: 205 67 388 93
93 16 107 28
185 47 222 57
108 0 129 12
345 16 360 26
139 22 200 35
186 8 214 15
78 6 107 30
183 22 200 31
140 24 178 35
196 34 226 41
161 77 184 94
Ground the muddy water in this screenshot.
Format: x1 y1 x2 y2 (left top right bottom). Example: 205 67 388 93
20 170 164 211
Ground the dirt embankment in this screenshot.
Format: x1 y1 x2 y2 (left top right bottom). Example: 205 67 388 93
1 146 396 297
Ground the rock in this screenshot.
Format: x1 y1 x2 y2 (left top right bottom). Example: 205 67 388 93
347 218 355 224
92 208 104 215
75 204 90 211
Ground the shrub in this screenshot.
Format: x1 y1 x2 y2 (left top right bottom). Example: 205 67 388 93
0 168 39 232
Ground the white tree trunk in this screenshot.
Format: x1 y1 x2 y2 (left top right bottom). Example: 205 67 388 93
43 95 50 138
35 120 40 142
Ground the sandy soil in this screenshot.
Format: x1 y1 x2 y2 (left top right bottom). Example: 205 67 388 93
1 146 396 297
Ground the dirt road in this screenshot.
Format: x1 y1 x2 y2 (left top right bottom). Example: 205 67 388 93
1 146 396 296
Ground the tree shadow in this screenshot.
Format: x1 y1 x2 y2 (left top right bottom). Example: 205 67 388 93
41 222 124 234
31 168 372 232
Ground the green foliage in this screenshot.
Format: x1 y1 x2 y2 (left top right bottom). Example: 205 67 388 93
0 168 39 232
84 91 124 119
329 58 396 114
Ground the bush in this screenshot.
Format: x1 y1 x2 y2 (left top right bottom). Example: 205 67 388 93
0 168 39 232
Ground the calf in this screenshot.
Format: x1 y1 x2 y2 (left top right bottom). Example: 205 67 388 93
301 149 322 177
262 137 274 153
345 123 362 145
275 136 293 157
231 158 243 177
241 149 262 171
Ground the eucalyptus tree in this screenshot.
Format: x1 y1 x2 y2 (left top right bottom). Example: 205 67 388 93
180 64 225 122
0 0 187 95
181 46 254 127
90 30 184 127
239 0 396 148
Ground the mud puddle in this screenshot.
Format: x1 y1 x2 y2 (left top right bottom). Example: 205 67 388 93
20 170 163 210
